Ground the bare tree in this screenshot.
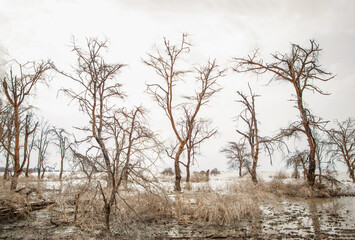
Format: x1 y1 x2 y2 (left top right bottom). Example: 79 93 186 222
221 141 249 177
71 146 97 182
315 136 328 183
233 40 334 187
54 37 125 187
326 118 355 182
180 117 217 182
51 127 72 181
36 121 51 179
25 115 38 177
56 37 160 231
0 103 13 180
144 34 225 191
1 61 51 189
286 150 308 179
0 98 7 146
235 84 273 183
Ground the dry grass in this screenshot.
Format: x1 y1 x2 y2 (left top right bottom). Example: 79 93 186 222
192 192 260 224
272 171 289 180
190 172 209 182
174 181 272 225
116 190 173 222
264 178 342 198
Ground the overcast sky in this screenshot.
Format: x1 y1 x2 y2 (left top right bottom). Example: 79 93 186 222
1 0 354 172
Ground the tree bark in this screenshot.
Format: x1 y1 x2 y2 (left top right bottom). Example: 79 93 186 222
186 147 191 183
174 145 184 192
250 160 258 183
4 152 10 180
59 156 64 181
25 158 30 177
296 91 317 187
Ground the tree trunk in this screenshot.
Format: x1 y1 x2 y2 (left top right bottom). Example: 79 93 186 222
186 147 191 183
4 152 10 180
10 172 19 190
41 167 46 179
317 158 322 184
250 159 258 183
296 92 316 187
239 161 242 177
59 156 64 181
11 106 21 190
25 156 30 177
104 204 111 232
174 145 184 192
347 161 355 183
350 171 355 183
294 164 299 179
37 166 41 180
307 147 316 187
74 193 80 221
95 136 113 187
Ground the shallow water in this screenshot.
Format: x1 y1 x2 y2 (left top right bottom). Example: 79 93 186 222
258 196 355 239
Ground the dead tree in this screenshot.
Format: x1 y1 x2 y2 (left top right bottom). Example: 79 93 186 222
51 127 71 181
233 40 334 187
1 61 51 189
144 34 224 191
0 99 7 148
286 150 308 179
235 84 273 183
180 116 217 182
36 121 51 180
70 146 97 182
56 37 159 231
0 103 13 180
97 106 159 231
315 136 328 184
221 141 249 177
54 37 125 187
25 116 38 177
54 37 124 231
326 118 355 182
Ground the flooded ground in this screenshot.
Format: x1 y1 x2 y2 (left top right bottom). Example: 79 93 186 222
1 172 354 239
1 196 354 239
259 196 355 239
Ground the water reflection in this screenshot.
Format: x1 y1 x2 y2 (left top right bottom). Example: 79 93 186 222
260 197 355 238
